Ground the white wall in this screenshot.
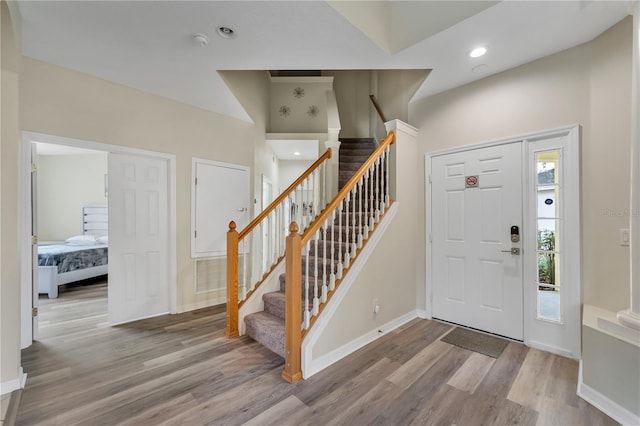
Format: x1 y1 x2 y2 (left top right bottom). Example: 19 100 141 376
278 159 314 193
323 70 371 139
410 17 632 313
37 153 108 241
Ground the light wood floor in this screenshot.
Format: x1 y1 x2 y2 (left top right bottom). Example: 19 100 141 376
17 283 617 426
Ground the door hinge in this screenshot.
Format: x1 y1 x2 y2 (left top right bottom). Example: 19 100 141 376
32 307 38 317
32 235 38 245
194 230 197 238
195 177 198 185
428 175 432 184
429 233 432 243
31 163 37 173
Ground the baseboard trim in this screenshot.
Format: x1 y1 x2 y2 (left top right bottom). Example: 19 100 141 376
303 310 419 379
1 368 26 396
177 298 225 314
577 360 640 425
416 309 429 319
526 339 576 359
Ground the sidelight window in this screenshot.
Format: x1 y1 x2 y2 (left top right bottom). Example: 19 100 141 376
535 150 562 322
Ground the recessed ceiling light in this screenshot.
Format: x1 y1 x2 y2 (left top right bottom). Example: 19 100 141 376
469 47 487 58
293 151 301 156
217 26 236 39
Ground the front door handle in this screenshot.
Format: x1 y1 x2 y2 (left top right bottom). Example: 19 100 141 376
501 248 520 255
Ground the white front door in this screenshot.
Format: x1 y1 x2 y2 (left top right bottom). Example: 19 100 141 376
108 153 170 325
431 142 523 340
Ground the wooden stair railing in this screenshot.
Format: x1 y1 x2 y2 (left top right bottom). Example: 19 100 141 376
369 94 387 124
282 130 396 382
226 148 332 337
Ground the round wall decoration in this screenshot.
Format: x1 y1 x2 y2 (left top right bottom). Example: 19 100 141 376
293 87 305 98
307 105 319 118
279 105 291 117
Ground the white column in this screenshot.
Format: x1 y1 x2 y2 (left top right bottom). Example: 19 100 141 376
618 2 640 330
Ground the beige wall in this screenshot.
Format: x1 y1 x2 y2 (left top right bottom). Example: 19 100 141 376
219 71 278 215
37 153 108 241
410 17 632 312
268 79 331 134
20 58 263 313
1 0 22 389
278 160 314 192
323 70 372 139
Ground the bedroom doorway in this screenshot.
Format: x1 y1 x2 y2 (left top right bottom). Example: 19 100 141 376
20 132 177 348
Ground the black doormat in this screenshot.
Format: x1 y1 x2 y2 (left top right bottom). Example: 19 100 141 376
441 327 508 358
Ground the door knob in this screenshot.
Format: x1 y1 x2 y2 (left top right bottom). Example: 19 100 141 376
501 248 520 255
237 207 247 212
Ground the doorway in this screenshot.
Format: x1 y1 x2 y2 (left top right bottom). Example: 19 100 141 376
20 132 177 347
427 125 581 358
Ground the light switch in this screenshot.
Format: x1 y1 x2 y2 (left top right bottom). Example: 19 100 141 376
620 229 630 246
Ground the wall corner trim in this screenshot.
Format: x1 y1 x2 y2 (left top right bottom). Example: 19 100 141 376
0 368 26 396
577 361 640 426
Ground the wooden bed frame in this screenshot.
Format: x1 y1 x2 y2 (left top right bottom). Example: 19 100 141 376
38 205 108 299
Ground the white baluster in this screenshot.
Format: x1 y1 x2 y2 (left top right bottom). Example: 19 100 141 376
351 187 357 254
364 171 370 237
357 178 363 249
375 157 381 222
337 201 344 279
343 194 350 266
303 240 310 330
322 221 329 302
241 238 247 300
385 146 390 208
330 210 336 291
313 230 319 316
369 165 375 233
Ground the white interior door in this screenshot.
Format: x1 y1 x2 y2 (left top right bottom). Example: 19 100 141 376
431 142 523 340
108 153 169 325
192 160 250 257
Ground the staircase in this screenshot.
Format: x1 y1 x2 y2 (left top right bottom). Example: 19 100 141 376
244 138 377 358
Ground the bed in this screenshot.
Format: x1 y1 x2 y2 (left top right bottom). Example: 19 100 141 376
38 205 108 298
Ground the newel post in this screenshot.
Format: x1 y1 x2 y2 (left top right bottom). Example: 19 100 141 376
225 221 239 337
282 222 303 383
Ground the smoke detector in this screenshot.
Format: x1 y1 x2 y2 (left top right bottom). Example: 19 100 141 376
193 34 209 47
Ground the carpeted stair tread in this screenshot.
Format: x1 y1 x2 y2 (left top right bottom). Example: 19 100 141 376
263 291 287 320
244 311 285 358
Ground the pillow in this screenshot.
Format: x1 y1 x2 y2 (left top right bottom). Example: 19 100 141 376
96 235 108 245
65 235 96 246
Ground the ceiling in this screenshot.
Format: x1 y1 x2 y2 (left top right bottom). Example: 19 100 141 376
18 1 632 123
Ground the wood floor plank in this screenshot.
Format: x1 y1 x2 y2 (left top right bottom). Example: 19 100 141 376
370 345 471 425
16 285 617 426
409 384 469 425
298 357 401 425
119 393 200 426
242 395 311 426
447 351 496 393
387 339 452 390
507 347 554 410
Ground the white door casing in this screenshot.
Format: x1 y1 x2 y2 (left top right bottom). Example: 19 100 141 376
108 153 170 325
431 142 524 340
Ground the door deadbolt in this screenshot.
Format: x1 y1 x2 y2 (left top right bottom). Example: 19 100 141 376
510 225 520 243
